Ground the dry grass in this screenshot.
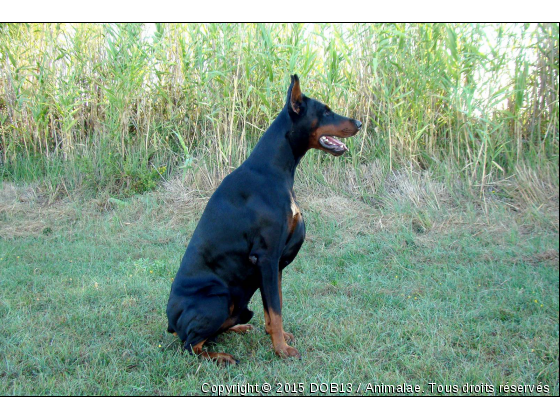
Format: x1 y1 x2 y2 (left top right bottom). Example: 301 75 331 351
505 163 559 211
2 159 558 243
383 169 455 213
0 183 79 239
522 249 559 267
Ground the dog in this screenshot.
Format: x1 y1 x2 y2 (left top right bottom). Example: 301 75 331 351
166 74 362 364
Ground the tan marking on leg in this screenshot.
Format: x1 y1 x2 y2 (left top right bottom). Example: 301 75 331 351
277 270 294 343
219 316 237 331
283 331 295 343
264 308 300 359
191 339 237 366
227 324 254 333
264 307 271 334
279 270 283 307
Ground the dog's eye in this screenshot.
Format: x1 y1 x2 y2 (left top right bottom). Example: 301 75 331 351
324 109 331 116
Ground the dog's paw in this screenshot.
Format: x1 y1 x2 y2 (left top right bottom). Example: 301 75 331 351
228 324 254 334
275 344 301 359
265 329 295 343
215 354 239 366
283 331 295 343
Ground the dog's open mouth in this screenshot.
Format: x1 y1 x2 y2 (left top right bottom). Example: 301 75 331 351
319 135 348 155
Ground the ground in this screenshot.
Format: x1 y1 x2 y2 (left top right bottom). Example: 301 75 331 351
0 164 558 395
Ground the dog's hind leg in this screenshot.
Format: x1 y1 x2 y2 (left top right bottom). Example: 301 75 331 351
227 324 254 333
181 294 239 365
225 307 254 333
189 339 238 366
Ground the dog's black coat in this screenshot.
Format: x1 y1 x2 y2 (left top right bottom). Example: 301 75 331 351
166 75 361 361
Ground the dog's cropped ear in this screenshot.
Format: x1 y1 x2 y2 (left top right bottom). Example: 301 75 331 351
286 74 303 116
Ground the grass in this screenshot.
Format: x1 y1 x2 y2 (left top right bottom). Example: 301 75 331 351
1 166 558 396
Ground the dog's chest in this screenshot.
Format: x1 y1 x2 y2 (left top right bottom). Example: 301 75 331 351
288 195 302 233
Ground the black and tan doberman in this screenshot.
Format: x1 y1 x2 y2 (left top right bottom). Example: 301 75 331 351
166 75 362 364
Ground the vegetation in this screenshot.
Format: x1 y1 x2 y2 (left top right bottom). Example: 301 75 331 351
0 174 558 395
1 23 558 195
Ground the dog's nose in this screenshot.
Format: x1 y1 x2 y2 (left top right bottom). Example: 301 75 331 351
355 120 362 130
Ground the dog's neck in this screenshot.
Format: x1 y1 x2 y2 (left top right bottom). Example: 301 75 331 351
244 109 308 186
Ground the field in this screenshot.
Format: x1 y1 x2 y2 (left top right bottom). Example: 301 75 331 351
1 163 558 395
0 23 558 395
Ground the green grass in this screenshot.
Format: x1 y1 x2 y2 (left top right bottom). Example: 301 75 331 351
1 181 557 395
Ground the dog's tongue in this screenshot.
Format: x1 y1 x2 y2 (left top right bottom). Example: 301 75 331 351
324 136 348 151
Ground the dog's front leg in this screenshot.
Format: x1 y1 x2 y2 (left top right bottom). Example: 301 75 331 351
259 258 301 359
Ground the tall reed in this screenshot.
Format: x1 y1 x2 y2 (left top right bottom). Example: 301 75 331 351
1 23 558 194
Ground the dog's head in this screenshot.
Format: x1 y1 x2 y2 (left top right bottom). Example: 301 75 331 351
285 74 362 156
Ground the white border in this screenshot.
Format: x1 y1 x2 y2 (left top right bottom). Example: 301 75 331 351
2 1 560 22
